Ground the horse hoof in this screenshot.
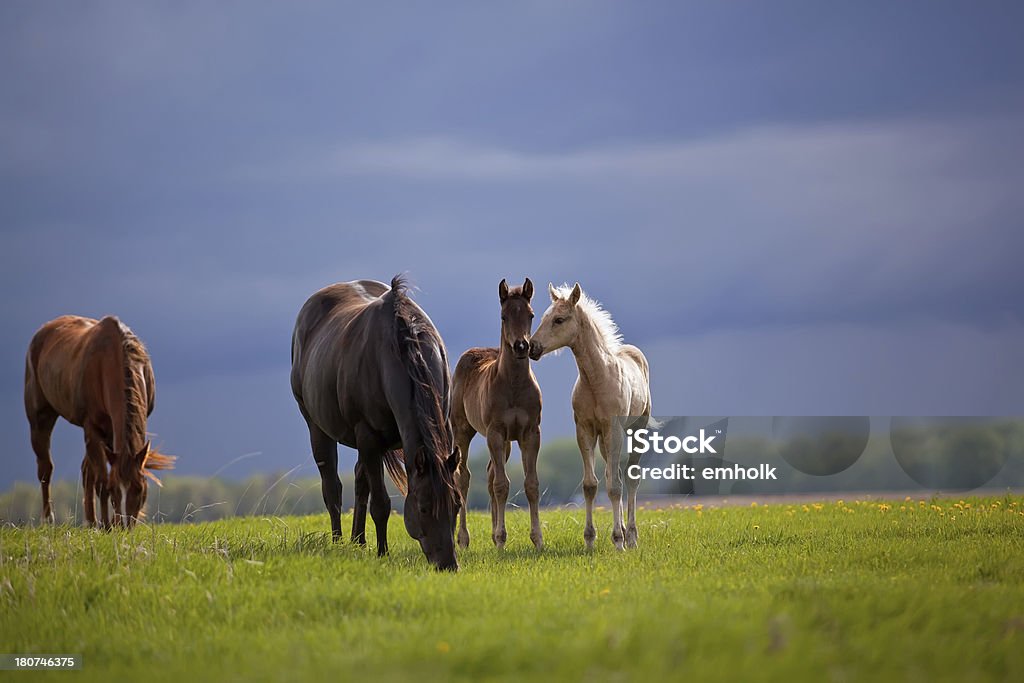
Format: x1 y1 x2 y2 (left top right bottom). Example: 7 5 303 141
457 534 470 550
531 533 544 551
625 527 638 548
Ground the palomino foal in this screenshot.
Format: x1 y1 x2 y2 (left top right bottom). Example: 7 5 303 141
452 278 543 550
529 283 651 550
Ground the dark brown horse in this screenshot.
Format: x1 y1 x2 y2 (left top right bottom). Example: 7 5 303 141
290 276 461 571
24 315 174 527
452 278 543 550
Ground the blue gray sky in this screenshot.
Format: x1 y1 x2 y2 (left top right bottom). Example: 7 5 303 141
2 2 1024 488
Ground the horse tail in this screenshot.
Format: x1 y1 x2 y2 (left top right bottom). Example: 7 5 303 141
141 448 176 487
383 449 408 495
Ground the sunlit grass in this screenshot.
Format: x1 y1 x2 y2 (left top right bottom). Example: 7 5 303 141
1 496 1022 682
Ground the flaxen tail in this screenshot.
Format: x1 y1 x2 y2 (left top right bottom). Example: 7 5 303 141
142 448 176 487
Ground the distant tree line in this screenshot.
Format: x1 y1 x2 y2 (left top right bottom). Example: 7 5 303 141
0 439 586 525
3 425 1022 525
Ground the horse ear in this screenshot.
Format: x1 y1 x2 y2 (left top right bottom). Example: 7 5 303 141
548 282 559 302
446 446 461 475
498 278 509 303
522 278 534 301
570 283 582 306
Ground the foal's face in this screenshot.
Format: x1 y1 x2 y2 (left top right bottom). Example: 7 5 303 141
498 278 535 359
529 282 582 360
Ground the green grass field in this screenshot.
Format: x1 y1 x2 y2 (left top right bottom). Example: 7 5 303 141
2 496 1022 682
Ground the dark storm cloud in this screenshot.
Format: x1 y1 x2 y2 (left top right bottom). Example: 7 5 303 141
2 2 1023 487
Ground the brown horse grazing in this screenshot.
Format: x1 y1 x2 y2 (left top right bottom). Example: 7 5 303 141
24 315 174 527
452 278 543 550
291 276 462 571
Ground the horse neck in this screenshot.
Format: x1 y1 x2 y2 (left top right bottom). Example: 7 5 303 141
101 325 146 461
569 312 618 389
496 338 530 382
386 332 448 459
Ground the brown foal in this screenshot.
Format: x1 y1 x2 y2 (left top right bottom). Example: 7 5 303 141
452 278 543 550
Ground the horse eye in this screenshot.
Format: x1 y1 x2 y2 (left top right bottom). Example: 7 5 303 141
554 317 565 325
501 315 507 322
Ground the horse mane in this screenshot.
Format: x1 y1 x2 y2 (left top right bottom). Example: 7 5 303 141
108 319 175 482
551 284 623 351
119 323 149 455
387 275 458 510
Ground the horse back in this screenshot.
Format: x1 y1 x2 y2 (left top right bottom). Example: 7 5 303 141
452 347 499 391
620 343 652 416
25 315 102 423
620 344 650 382
290 279 397 442
291 279 389 368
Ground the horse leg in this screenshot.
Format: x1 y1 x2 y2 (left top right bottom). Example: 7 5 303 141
521 428 544 550
486 460 496 526
309 424 343 540
577 424 599 550
84 429 112 529
624 444 641 549
351 459 369 546
98 469 114 530
363 453 391 557
454 427 475 549
80 458 96 527
486 429 510 549
28 408 58 524
599 425 625 551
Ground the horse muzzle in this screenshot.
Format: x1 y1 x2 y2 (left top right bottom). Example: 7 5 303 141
512 340 530 359
528 340 543 361
432 557 460 572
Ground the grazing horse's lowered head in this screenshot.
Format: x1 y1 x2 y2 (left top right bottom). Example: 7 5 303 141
402 440 461 570
109 440 174 524
499 277 535 359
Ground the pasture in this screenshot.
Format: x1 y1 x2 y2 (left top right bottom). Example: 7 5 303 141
1 497 1022 682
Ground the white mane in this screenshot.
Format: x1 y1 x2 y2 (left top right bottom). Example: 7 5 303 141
551 284 623 351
